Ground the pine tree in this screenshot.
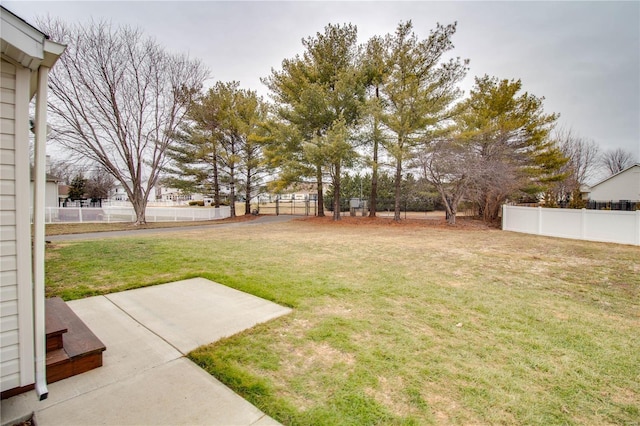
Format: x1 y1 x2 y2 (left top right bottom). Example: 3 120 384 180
376 21 468 221
68 174 86 201
263 23 366 219
456 75 567 221
166 82 268 216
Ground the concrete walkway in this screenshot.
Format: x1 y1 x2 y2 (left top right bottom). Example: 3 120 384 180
1 278 292 426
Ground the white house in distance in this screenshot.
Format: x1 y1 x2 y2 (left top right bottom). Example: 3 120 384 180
584 163 640 202
30 168 60 208
1 6 65 400
111 181 130 201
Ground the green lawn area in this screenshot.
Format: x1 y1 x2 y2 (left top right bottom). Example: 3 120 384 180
45 217 640 425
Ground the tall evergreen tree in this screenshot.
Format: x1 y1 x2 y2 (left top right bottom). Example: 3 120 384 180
68 173 86 201
456 75 567 221
361 36 390 217
377 21 468 221
263 23 366 219
166 82 268 216
166 106 222 206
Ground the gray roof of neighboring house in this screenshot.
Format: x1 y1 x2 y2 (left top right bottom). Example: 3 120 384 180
588 163 640 189
29 168 61 182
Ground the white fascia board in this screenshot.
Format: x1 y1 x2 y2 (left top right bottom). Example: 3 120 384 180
30 40 66 97
1 9 46 68
43 39 66 67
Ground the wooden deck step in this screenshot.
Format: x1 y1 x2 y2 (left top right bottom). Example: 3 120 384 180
45 297 106 384
46 298 68 352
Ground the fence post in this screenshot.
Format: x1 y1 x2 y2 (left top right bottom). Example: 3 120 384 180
79 207 83 223
502 205 507 230
537 206 542 235
581 209 587 241
636 210 640 246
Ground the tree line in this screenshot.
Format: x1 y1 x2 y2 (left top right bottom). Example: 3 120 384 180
40 18 637 224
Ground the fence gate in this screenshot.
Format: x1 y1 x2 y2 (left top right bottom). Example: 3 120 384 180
256 199 318 216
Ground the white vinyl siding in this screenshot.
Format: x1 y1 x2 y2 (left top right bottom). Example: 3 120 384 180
588 165 640 202
0 58 34 392
0 58 20 392
29 181 59 208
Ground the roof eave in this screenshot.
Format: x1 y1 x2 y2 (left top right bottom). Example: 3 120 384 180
1 6 66 95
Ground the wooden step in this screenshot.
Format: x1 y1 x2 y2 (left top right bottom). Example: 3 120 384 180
45 297 106 384
46 298 68 352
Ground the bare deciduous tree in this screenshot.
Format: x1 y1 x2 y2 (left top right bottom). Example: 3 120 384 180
552 127 601 206
601 148 635 176
47 156 83 185
39 18 208 224
418 138 476 225
86 167 116 201
454 76 562 222
378 21 468 221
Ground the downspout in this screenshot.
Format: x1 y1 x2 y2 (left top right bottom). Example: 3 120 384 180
33 65 50 401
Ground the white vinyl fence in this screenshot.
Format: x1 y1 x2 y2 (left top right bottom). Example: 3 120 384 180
39 206 231 224
502 205 640 246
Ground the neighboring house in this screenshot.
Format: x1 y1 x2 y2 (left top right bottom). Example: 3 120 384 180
57 184 69 206
111 182 130 201
1 6 65 399
155 186 197 202
111 181 157 202
153 184 235 203
584 163 640 202
29 169 60 208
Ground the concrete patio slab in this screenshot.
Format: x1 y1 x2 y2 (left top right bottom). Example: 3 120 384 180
106 278 292 354
1 278 291 426
35 359 272 426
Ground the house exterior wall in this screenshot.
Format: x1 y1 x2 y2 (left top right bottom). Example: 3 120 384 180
112 183 129 201
588 165 640 201
29 180 58 208
0 58 35 393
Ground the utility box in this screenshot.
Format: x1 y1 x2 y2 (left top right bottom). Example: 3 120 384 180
349 198 368 216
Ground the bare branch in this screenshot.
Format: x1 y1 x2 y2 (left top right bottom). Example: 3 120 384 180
601 147 635 176
38 17 208 224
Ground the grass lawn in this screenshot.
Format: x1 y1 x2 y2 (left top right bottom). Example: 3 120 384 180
44 214 256 235
45 217 640 425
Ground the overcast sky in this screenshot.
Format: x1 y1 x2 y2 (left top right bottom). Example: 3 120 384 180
5 1 640 162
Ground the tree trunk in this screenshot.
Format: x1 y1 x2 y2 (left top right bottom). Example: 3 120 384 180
447 205 457 225
244 195 251 215
369 115 379 217
229 165 236 218
131 193 147 226
212 131 221 208
393 154 403 222
244 168 252 215
333 163 341 221
435 187 455 225
316 165 325 217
